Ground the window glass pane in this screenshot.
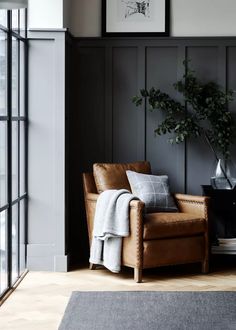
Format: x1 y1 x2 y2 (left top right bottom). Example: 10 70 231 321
0 121 7 207
19 199 25 274
0 210 8 295
20 41 25 116
19 9 25 38
12 122 18 201
20 121 25 195
12 10 19 33
0 30 7 116
12 37 18 117
0 10 7 28
11 204 18 283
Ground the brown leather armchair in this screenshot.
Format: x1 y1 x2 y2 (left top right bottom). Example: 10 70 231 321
82 161 209 283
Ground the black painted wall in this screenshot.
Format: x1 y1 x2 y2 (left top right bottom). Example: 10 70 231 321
69 37 236 264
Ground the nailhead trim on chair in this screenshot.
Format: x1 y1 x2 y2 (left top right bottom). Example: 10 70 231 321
136 203 144 269
177 199 205 205
176 198 209 221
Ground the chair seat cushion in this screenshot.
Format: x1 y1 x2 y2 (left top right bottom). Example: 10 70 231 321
143 212 206 240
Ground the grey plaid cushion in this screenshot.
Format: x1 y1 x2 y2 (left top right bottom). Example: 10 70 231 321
126 171 178 213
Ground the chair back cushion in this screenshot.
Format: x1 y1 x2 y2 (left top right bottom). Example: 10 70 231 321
93 161 151 193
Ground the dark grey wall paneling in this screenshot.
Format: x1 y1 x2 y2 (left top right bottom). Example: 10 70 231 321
227 46 236 166
71 38 236 193
76 46 106 171
186 47 218 194
146 46 185 192
228 47 236 115
112 47 140 162
70 38 236 264
104 46 113 162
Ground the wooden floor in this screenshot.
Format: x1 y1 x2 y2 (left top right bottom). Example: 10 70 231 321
0 260 235 330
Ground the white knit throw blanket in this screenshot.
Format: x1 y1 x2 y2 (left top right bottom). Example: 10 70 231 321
89 189 138 273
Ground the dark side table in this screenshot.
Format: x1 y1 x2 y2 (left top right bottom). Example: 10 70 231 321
202 185 236 255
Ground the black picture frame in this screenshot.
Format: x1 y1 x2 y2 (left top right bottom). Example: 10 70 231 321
102 0 170 37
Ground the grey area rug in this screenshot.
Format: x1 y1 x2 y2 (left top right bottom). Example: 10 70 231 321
59 291 236 330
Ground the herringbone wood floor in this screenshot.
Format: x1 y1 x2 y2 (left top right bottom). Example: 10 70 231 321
0 258 235 330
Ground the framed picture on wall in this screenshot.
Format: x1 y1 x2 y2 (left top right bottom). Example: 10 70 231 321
102 0 170 37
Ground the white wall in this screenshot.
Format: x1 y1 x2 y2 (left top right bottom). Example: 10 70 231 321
28 31 68 271
69 0 236 37
27 2 70 272
28 0 63 29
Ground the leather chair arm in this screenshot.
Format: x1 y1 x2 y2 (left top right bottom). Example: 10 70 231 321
174 193 210 219
129 199 145 209
174 194 209 204
122 200 145 268
129 200 145 240
85 194 145 248
84 193 99 245
86 193 99 202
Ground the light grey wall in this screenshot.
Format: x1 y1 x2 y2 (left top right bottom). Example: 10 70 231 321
28 31 68 271
172 0 236 36
28 0 63 29
70 0 101 36
28 0 72 29
28 0 72 30
69 0 236 37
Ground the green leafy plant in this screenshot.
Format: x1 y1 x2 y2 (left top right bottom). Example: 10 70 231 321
133 61 236 161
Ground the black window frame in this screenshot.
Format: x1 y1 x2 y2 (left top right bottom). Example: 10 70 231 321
0 8 28 300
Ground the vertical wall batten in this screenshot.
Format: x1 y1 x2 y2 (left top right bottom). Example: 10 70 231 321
105 46 113 162
112 47 139 163
186 46 218 194
177 45 187 193
218 46 227 89
137 46 146 161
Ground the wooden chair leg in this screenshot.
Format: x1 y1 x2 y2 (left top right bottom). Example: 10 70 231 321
89 263 97 270
201 260 209 274
134 268 142 283
202 232 209 274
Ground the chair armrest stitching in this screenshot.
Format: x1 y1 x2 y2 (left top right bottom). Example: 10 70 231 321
86 199 97 202
135 204 143 268
149 219 205 225
204 198 209 222
177 199 205 205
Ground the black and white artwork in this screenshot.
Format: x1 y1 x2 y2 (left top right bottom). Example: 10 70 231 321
119 1 151 21
103 0 169 36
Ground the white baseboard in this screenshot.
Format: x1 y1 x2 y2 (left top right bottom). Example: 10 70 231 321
27 244 68 271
